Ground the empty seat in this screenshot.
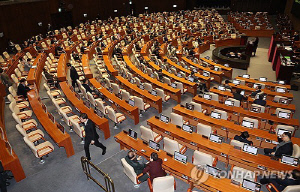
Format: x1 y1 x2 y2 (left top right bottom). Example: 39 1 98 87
242 117 259 128
170 113 188 126
231 166 256 184
10 104 32 120
107 107 126 129
133 96 150 116
140 125 162 143
230 139 245 149
196 123 212 138
193 150 217 167
275 108 292 119
163 77 171 85
24 137 54 164
292 144 300 158
148 175 176 192
189 101 202 113
95 99 112 115
121 90 131 102
12 113 38 132
111 83 121 95
175 82 187 94
121 158 143 187
144 83 152 92
163 137 187 155
16 124 44 143
226 98 240 107
156 88 170 102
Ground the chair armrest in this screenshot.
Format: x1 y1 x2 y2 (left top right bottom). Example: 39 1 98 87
266 183 280 192
212 157 218 167
18 113 31 119
23 121 37 126
28 132 44 139
154 134 163 143
136 173 144 184
180 145 187 154
37 145 54 157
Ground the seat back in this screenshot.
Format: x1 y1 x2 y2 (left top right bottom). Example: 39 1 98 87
282 185 300 192
163 77 171 85
70 118 85 138
193 150 214 166
213 109 227 120
121 90 130 102
107 107 117 123
87 92 96 106
156 88 166 101
24 136 38 158
176 82 184 94
231 166 255 184
152 176 175 192
140 125 154 142
275 108 291 118
275 125 295 136
273 95 288 102
133 96 144 110
230 139 245 149
251 104 265 113
144 83 152 92
196 123 212 137
208 92 219 101
121 158 138 184
163 137 179 155
190 101 202 113
227 98 240 107
170 113 183 126
59 108 71 126
242 117 259 128
292 144 300 158
111 83 120 95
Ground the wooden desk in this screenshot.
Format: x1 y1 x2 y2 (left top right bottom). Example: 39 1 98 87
194 40 210 54
192 95 299 130
59 82 110 139
5 52 25 76
228 83 294 100
89 78 140 125
0 92 26 182
147 117 299 173
115 76 162 113
27 53 47 87
209 88 296 113
200 58 232 79
114 131 251 192
172 104 300 148
103 55 118 77
214 38 241 48
81 54 93 79
144 56 198 96
235 76 291 90
27 90 75 157
182 57 222 84
57 53 67 81
123 55 181 103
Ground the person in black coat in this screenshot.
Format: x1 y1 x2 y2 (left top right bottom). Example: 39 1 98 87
253 37 259 56
260 169 300 191
79 113 106 160
67 63 79 89
125 151 149 182
251 85 262 97
233 89 247 102
253 94 266 106
264 132 293 158
234 131 253 145
17 78 31 98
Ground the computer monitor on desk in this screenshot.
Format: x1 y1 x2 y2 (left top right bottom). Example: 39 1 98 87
160 114 169 123
281 155 299 166
149 140 160 151
278 111 291 119
182 124 193 133
128 129 137 139
242 74 250 79
243 144 258 155
203 71 210 77
218 85 225 91
209 134 222 143
233 80 240 85
276 87 286 93
186 103 194 111
210 111 221 119
171 83 177 89
151 90 157 96
225 100 234 106
188 76 194 82
242 179 261 192
203 93 212 100
251 106 261 113
279 98 289 104
206 165 221 178
277 128 292 137
128 99 135 107
259 77 267 82
174 151 187 164
242 120 254 128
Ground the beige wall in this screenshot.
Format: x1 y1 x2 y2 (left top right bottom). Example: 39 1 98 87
285 0 300 31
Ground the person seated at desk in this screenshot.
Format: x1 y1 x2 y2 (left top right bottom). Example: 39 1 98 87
82 79 93 93
264 132 293 158
17 78 31 98
143 152 166 183
125 150 149 183
0 68 13 88
233 88 247 102
260 169 300 192
43 69 58 88
234 131 253 145
251 85 262 97
157 69 163 81
253 94 266 106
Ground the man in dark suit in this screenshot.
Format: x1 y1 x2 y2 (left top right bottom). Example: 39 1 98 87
17 78 31 98
79 113 106 160
125 151 149 182
264 132 293 158
234 131 253 145
143 152 166 183
233 88 247 102
260 169 300 191
67 63 79 89
82 79 93 93
251 85 262 97
253 94 266 106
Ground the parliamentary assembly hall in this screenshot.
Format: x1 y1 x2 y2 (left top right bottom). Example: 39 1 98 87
0 0 300 191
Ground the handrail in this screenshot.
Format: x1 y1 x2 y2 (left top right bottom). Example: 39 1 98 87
81 156 115 192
